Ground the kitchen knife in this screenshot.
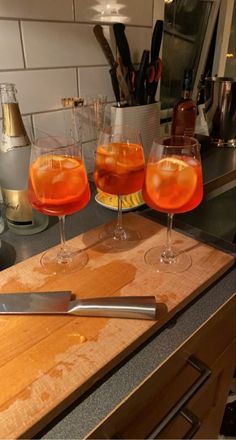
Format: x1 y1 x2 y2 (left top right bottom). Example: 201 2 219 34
0 291 157 320
151 20 163 63
113 23 136 104
148 20 163 103
93 24 120 106
136 50 150 105
93 25 129 105
146 58 163 104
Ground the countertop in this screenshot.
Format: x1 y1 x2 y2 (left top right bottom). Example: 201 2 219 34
0 142 235 439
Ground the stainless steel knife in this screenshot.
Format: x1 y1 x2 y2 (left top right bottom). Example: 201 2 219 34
0 291 157 320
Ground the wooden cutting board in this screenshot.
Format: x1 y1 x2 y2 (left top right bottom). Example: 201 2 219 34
0 213 234 439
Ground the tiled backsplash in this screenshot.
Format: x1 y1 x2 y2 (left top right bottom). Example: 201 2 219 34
0 0 164 170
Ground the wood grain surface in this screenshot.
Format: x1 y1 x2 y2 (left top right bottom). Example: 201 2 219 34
0 213 234 439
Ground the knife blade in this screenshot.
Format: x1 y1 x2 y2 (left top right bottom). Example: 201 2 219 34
0 291 157 320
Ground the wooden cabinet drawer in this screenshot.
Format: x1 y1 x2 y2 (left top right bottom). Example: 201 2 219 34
86 294 236 439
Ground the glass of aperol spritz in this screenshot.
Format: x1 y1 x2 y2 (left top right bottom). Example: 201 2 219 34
28 135 90 274
142 135 203 272
94 125 145 246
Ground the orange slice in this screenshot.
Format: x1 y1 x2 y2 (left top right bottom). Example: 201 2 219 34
158 157 189 171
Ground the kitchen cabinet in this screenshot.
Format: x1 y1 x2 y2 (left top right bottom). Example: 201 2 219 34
87 294 236 439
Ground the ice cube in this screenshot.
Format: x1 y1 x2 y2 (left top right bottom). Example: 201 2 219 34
52 172 65 183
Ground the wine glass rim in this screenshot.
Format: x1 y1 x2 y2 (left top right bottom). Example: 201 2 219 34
101 124 141 136
33 134 78 150
153 135 199 148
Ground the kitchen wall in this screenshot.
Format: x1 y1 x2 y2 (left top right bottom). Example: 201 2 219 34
0 0 164 171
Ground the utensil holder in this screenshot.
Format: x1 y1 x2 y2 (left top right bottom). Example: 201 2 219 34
110 102 160 158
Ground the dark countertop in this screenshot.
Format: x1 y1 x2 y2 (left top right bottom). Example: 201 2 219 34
0 141 235 439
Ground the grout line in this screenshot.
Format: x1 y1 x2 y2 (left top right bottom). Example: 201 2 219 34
72 0 76 21
0 64 108 73
18 20 26 69
0 17 152 29
76 68 79 96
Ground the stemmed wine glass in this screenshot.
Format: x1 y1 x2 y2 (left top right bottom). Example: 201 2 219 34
142 135 203 273
28 135 91 274
93 125 145 247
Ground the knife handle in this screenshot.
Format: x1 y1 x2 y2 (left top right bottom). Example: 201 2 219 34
151 20 163 62
68 296 157 320
113 23 133 69
93 24 116 68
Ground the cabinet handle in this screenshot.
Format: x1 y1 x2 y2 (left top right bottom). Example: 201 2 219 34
181 408 201 439
146 355 211 438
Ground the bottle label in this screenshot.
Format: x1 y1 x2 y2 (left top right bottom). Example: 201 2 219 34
1 134 30 152
1 188 33 224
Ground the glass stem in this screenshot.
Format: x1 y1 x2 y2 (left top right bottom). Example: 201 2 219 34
162 213 175 263
58 215 71 263
117 195 123 231
114 195 126 240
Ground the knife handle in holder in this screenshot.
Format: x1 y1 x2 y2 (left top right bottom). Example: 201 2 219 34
68 296 157 320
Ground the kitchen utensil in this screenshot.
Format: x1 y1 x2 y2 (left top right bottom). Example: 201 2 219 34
147 20 163 103
151 20 163 63
93 25 121 106
146 58 163 104
0 291 157 320
136 50 150 105
113 23 136 105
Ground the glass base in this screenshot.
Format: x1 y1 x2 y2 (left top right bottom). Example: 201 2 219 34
144 245 192 273
100 223 141 250
40 245 88 275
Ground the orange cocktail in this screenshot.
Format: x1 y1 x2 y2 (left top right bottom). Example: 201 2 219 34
28 154 90 216
143 135 203 273
94 142 145 195
143 155 203 214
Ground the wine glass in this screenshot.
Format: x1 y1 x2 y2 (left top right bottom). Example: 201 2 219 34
142 135 203 273
28 135 91 274
94 125 145 246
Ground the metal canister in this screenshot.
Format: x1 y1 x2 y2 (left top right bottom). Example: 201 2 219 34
204 77 236 147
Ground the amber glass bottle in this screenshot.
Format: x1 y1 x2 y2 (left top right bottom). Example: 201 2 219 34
171 69 197 137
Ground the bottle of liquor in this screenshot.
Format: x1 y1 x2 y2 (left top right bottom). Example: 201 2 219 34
0 83 48 235
171 69 197 137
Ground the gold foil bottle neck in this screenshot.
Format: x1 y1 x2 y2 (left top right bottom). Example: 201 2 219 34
2 103 28 137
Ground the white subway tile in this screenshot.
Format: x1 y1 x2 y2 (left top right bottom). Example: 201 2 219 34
0 0 73 21
82 140 97 174
33 107 97 144
125 27 152 64
0 69 77 114
75 0 153 26
21 22 108 68
32 109 78 138
0 21 24 69
78 66 114 102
